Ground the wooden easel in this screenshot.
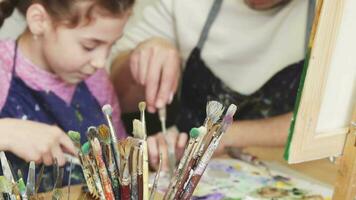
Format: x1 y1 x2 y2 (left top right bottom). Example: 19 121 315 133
333 103 356 199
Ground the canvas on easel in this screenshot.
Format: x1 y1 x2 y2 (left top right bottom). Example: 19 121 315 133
284 0 356 164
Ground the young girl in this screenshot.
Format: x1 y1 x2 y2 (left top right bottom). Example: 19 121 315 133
0 0 134 191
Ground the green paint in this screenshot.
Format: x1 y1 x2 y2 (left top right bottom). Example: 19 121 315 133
17 178 26 194
75 110 84 122
81 142 91 155
190 127 200 139
68 131 81 144
284 49 311 161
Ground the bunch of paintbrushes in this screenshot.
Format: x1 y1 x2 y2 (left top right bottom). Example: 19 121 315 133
163 101 237 200
0 151 63 200
68 102 155 200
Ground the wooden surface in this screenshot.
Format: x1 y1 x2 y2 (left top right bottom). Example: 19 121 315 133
244 147 338 185
43 147 338 199
332 104 356 199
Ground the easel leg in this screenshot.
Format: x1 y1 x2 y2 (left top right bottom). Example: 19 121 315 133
333 122 356 199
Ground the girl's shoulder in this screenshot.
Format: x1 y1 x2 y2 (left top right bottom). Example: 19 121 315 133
0 39 15 73
0 40 16 111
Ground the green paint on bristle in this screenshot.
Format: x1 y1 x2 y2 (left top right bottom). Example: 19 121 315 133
17 178 26 194
68 131 81 144
81 142 91 155
189 127 200 139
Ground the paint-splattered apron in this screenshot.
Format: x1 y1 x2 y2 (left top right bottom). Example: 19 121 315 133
0 41 106 192
176 0 303 132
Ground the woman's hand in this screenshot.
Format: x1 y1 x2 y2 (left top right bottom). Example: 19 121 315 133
129 37 181 113
147 127 188 171
0 118 77 166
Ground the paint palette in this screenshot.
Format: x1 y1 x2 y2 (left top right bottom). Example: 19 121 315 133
190 158 332 200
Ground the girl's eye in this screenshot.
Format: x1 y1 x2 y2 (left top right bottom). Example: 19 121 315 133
82 45 96 52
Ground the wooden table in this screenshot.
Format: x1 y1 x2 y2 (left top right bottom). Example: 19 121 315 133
42 147 337 199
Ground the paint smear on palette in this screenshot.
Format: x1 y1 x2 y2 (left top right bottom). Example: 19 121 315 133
193 159 332 200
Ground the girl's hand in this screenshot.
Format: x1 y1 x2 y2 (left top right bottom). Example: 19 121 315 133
129 37 181 113
147 128 188 171
0 118 77 166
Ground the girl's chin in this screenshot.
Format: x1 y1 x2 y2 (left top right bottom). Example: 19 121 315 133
245 0 285 10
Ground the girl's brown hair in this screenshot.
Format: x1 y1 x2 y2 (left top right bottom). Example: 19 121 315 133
0 0 135 27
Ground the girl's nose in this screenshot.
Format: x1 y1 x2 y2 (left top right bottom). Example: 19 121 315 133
91 51 108 69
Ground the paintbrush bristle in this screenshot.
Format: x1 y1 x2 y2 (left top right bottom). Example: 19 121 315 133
132 119 145 140
68 131 81 145
138 102 146 112
0 176 12 193
197 126 207 136
189 128 200 139
102 104 113 116
219 104 237 133
206 101 224 124
225 104 237 118
87 126 98 140
158 107 166 120
82 142 91 155
97 124 111 144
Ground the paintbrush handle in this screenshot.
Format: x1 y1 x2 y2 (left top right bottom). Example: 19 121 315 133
173 157 195 199
181 175 201 200
142 142 149 200
181 136 221 199
137 174 143 200
103 145 121 199
64 154 81 165
78 154 98 197
87 154 106 200
120 184 131 200
164 140 194 199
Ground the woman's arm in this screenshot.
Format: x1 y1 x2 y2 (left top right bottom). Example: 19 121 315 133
220 112 293 151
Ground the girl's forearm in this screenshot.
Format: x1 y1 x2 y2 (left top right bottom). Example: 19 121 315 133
0 118 15 151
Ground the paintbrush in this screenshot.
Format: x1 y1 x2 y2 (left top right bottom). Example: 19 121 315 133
102 104 122 176
88 127 115 200
52 159 64 200
137 144 144 200
149 152 162 200
77 151 98 199
16 170 27 200
172 126 207 199
204 101 224 130
163 127 201 200
67 131 83 200
0 152 15 185
158 107 176 176
68 131 97 197
128 138 142 200
0 176 15 200
26 161 35 198
117 138 134 200
181 104 237 199
82 142 105 200
35 164 45 196
97 124 121 199
130 145 139 200
133 111 149 200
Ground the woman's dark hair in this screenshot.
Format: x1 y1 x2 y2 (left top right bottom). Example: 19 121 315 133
0 0 135 27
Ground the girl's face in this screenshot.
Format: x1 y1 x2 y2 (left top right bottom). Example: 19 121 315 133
244 0 290 10
41 11 130 84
